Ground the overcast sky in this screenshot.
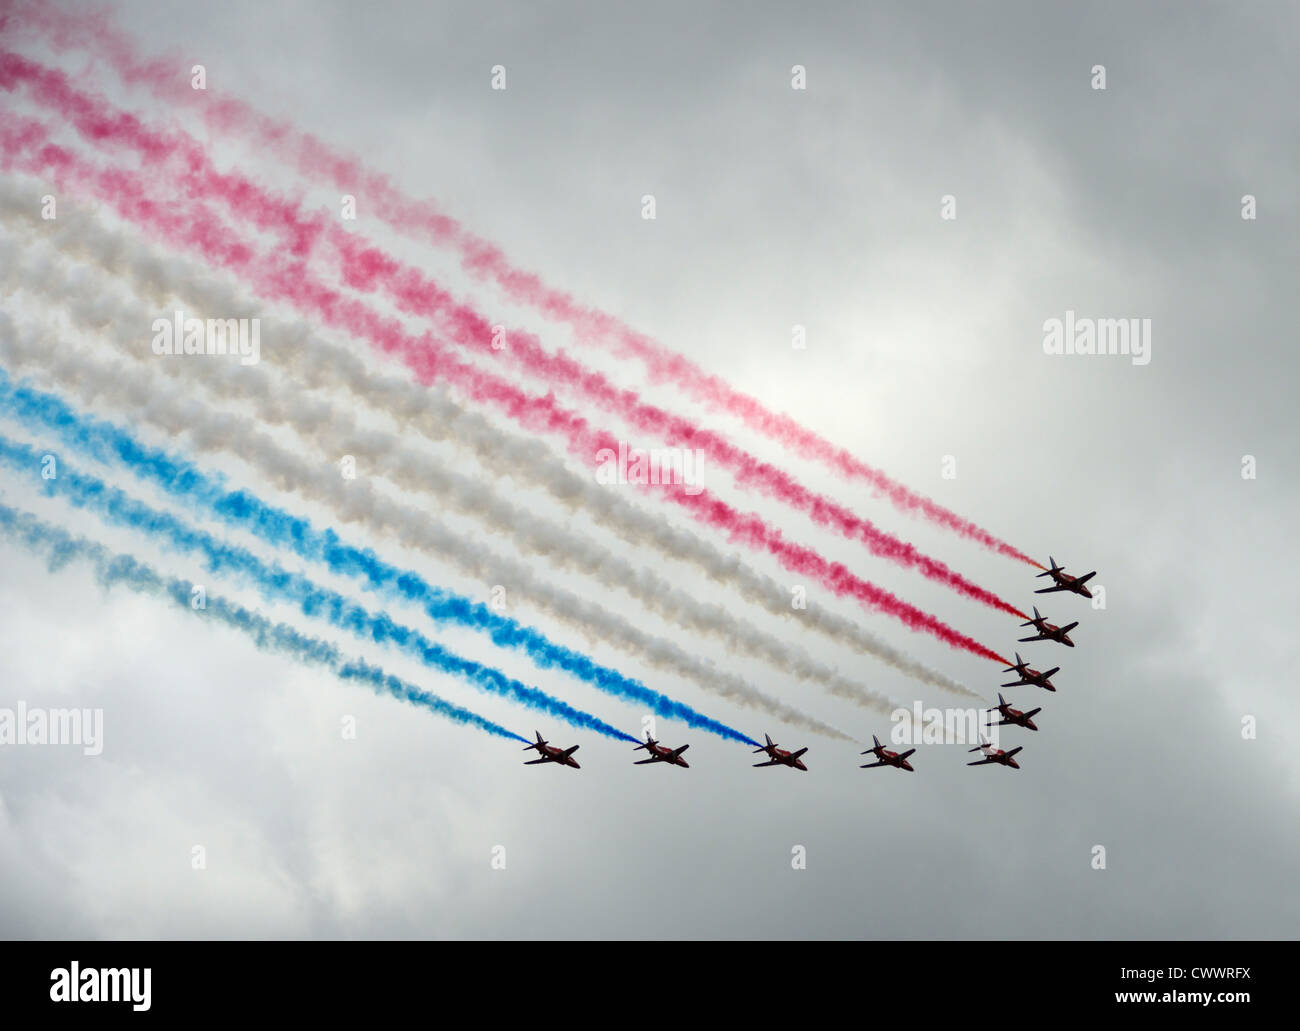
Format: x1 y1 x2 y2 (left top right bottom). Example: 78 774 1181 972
1 0 1297 939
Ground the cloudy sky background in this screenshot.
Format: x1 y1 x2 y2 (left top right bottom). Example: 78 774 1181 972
1 0 1297 938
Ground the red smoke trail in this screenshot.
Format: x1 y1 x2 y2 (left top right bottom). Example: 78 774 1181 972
8 1 1039 569
0 50 1027 620
325 230 1031 616
0 116 1010 665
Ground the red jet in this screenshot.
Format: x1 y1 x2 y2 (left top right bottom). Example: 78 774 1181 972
986 693 1041 732
633 734 690 768
1001 652 1060 692
860 734 916 772
752 734 808 771
1035 556 1096 599
1018 607 1078 648
523 731 580 769
967 735 1023 769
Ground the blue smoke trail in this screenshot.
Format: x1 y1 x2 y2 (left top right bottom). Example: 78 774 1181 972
0 502 529 744
0 433 638 743
0 368 758 745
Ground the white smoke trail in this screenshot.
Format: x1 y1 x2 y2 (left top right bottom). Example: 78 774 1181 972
0 181 975 702
0 301 860 739
0 239 922 714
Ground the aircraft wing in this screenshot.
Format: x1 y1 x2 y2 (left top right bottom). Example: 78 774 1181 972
860 760 887 768
1076 572 1096 584
752 760 781 767
524 758 551 765
671 745 689 757
1061 622 1079 633
1006 747 1024 757
562 745 580 757
967 757 998 766
634 757 660 765
1034 584 1067 594
790 747 809 759
1018 633 1046 642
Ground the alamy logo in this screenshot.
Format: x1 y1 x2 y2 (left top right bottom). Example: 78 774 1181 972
151 308 261 365
50 963 151 1011
1042 310 1151 366
0 702 102 756
891 703 999 747
595 443 704 495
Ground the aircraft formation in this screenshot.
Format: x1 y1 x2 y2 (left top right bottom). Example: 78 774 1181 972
525 556 1097 773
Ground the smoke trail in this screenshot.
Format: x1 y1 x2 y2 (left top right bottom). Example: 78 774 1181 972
0 217 978 703
0 48 1027 615
4 3 1038 566
324 225 1027 615
0 197 979 699
0 431 758 745
0 114 1010 666
0 345 857 737
0 502 531 743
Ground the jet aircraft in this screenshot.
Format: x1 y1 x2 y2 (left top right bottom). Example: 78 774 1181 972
1018 607 1078 647
1035 556 1097 599
968 735 1023 769
859 735 916 771
632 734 690 768
752 734 808 771
523 731 581 768
986 693 1041 731
1001 652 1060 691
